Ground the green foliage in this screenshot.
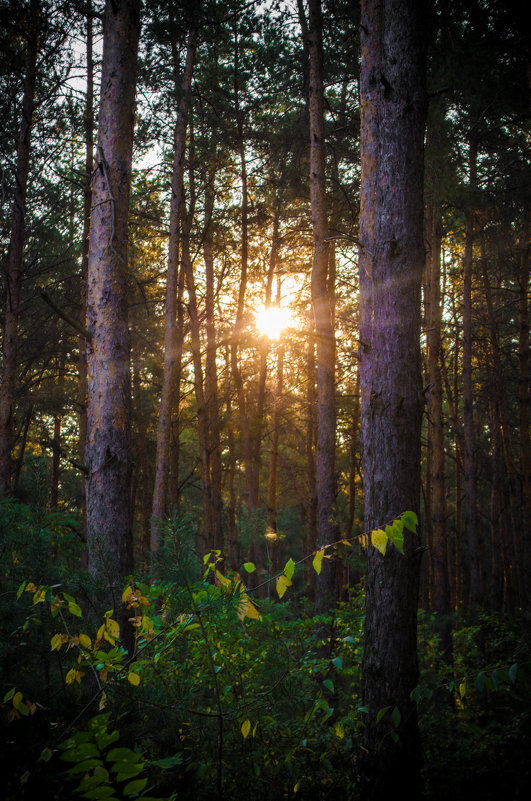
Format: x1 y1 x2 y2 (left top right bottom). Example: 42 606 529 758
59 714 169 801
2 501 531 800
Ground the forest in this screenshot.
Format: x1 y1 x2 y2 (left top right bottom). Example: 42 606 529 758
0 0 530 798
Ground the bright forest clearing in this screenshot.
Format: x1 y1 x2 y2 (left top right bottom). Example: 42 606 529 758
0 0 530 799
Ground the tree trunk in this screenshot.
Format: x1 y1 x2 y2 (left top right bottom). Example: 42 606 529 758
77 1 93 533
0 0 40 494
305 0 338 611
358 0 426 796
85 0 140 602
151 29 197 552
425 205 452 657
203 169 223 551
462 136 481 611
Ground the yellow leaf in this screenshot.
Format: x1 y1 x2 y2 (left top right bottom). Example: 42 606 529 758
276 574 291 599
122 585 133 603
25 582 37 593
50 633 64 651
106 617 120 639
241 719 251 739
79 633 92 650
245 600 262 621
371 528 388 556
312 548 325 575
128 672 140 686
459 681 466 699
99 692 107 710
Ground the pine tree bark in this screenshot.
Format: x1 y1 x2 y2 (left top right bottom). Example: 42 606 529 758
77 1 93 533
358 0 426 796
426 206 451 657
0 0 40 494
305 0 338 611
85 0 140 597
462 136 481 611
151 29 197 551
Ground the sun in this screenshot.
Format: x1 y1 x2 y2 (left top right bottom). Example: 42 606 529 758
255 306 291 340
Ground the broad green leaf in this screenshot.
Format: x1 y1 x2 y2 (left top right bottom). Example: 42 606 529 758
401 511 418 533
376 706 390 724
386 522 404 554
331 657 343 671
39 747 53 762
312 548 325 575
17 581 26 599
276 573 291 599
13 691 28 715
242 562 255 573
151 754 183 769
371 529 388 556
3 687 15 702
491 670 499 691
83 787 116 799
241 719 251 739
475 672 484 691
284 558 295 581
323 679 334 693
391 706 401 728
68 600 82 617
123 778 148 797
508 663 518 684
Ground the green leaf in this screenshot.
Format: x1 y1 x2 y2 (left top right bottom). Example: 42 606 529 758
312 548 325 575
123 778 148 797
376 706 390 724
331 657 343 671
386 522 404 554
391 706 401 728
242 562 255 573
490 670 499 691
82 788 117 799
371 529 388 556
151 754 183 770
284 558 295 581
508 663 518 684
475 672 484 692
401 511 418 533
323 679 334 693
39 747 53 762
17 581 26 599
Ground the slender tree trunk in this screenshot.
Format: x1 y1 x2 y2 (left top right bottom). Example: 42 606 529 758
518 228 531 603
304 0 338 611
203 170 223 551
151 29 197 552
77 1 93 532
85 0 140 601
462 136 481 611
0 0 40 494
305 334 318 594
426 206 451 656
358 1 426 796
169 262 186 512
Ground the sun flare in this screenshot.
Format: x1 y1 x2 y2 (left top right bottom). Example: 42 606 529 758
255 306 291 340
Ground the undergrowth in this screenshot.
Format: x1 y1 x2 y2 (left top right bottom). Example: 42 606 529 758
1 500 530 800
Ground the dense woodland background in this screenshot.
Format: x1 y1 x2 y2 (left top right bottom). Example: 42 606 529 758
0 0 530 799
